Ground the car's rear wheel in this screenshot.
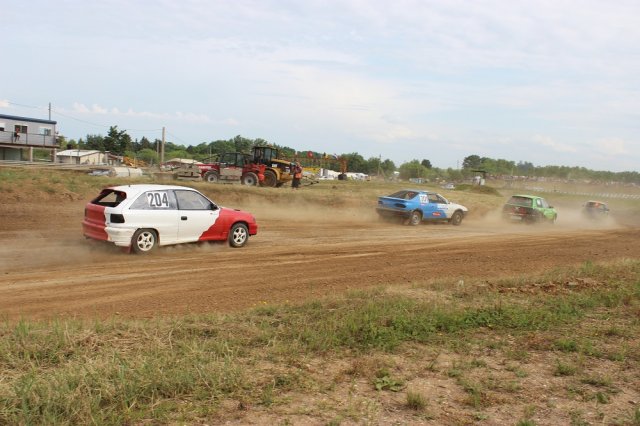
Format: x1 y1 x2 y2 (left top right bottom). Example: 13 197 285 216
229 223 249 248
132 229 157 254
404 211 422 226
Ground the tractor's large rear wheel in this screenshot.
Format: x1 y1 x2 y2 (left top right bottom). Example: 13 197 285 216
261 170 277 187
204 171 219 183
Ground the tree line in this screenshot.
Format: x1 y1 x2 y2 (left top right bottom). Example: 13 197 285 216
54 127 640 184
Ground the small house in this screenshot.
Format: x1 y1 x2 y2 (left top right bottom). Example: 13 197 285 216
0 113 57 161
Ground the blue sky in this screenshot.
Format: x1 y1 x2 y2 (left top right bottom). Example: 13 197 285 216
2 0 639 172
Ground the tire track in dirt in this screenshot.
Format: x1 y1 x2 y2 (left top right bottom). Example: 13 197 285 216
1 218 638 320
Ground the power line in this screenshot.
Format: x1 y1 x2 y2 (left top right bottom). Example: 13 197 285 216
6 101 43 110
50 109 111 129
165 130 191 146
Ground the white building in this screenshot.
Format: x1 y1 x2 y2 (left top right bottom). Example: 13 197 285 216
56 149 106 165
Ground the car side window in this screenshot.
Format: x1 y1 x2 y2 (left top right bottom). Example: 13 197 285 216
435 195 447 204
536 198 543 207
130 190 177 210
428 194 439 203
540 199 549 208
176 190 212 210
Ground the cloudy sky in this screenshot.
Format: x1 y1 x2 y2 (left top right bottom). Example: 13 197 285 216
2 0 639 171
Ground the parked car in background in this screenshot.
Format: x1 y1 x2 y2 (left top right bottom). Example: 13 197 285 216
376 189 468 226
582 200 609 220
82 184 258 253
502 194 557 224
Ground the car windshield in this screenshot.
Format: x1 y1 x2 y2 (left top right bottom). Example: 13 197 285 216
91 189 127 207
507 196 532 207
387 190 418 200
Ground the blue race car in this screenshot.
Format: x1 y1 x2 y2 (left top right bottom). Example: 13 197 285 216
376 189 468 226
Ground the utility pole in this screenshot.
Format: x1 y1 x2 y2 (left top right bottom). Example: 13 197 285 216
161 127 165 167
377 154 384 179
48 102 51 120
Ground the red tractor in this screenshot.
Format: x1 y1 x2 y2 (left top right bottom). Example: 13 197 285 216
194 152 266 186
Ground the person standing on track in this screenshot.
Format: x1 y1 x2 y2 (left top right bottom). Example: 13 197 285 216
291 162 303 190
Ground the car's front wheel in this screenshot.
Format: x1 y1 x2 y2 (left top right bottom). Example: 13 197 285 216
132 229 157 254
450 211 463 226
404 211 422 226
229 223 249 247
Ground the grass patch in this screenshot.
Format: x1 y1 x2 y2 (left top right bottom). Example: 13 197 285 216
406 390 427 410
1 260 639 424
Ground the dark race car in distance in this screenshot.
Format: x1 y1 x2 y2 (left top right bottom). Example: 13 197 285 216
502 194 557 224
582 200 609 220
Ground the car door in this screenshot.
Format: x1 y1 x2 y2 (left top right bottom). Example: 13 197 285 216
538 198 555 220
128 189 179 245
418 193 439 219
175 189 221 243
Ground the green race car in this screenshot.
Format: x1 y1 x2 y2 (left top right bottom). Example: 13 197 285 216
502 194 557 224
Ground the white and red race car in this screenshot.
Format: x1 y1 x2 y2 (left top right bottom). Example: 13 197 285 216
82 184 258 253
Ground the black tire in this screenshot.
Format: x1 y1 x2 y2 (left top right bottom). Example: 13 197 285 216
450 211 463 226
204 171 219 183
261 170 277 187
404 211 422 226
228 223 249 248
131 229 157 254
241 172 259 186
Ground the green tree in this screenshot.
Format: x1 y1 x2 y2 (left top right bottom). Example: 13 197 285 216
462 155 482 170
165 149 191 160
342 152 367 173
103 126 132 155
421 159 432 169
84 134 105 151
136 148 159 165
398 160 427 180
381 159 396 175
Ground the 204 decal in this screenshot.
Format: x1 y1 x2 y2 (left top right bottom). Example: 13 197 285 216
146 192 170 208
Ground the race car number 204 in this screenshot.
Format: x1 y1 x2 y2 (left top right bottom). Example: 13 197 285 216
146 191 170 208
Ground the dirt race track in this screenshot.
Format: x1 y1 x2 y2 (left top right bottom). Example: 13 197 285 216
1 199 639 321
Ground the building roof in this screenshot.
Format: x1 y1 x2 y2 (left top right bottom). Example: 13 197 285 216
57 149 102 157
0 114 57 125
165 158 201 164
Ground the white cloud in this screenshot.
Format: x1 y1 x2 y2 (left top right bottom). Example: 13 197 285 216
590 138 628 157
69 103 212 124
3 1 640 172
532 135 577 153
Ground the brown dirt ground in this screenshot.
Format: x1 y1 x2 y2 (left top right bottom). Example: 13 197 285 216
0 196 638 321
